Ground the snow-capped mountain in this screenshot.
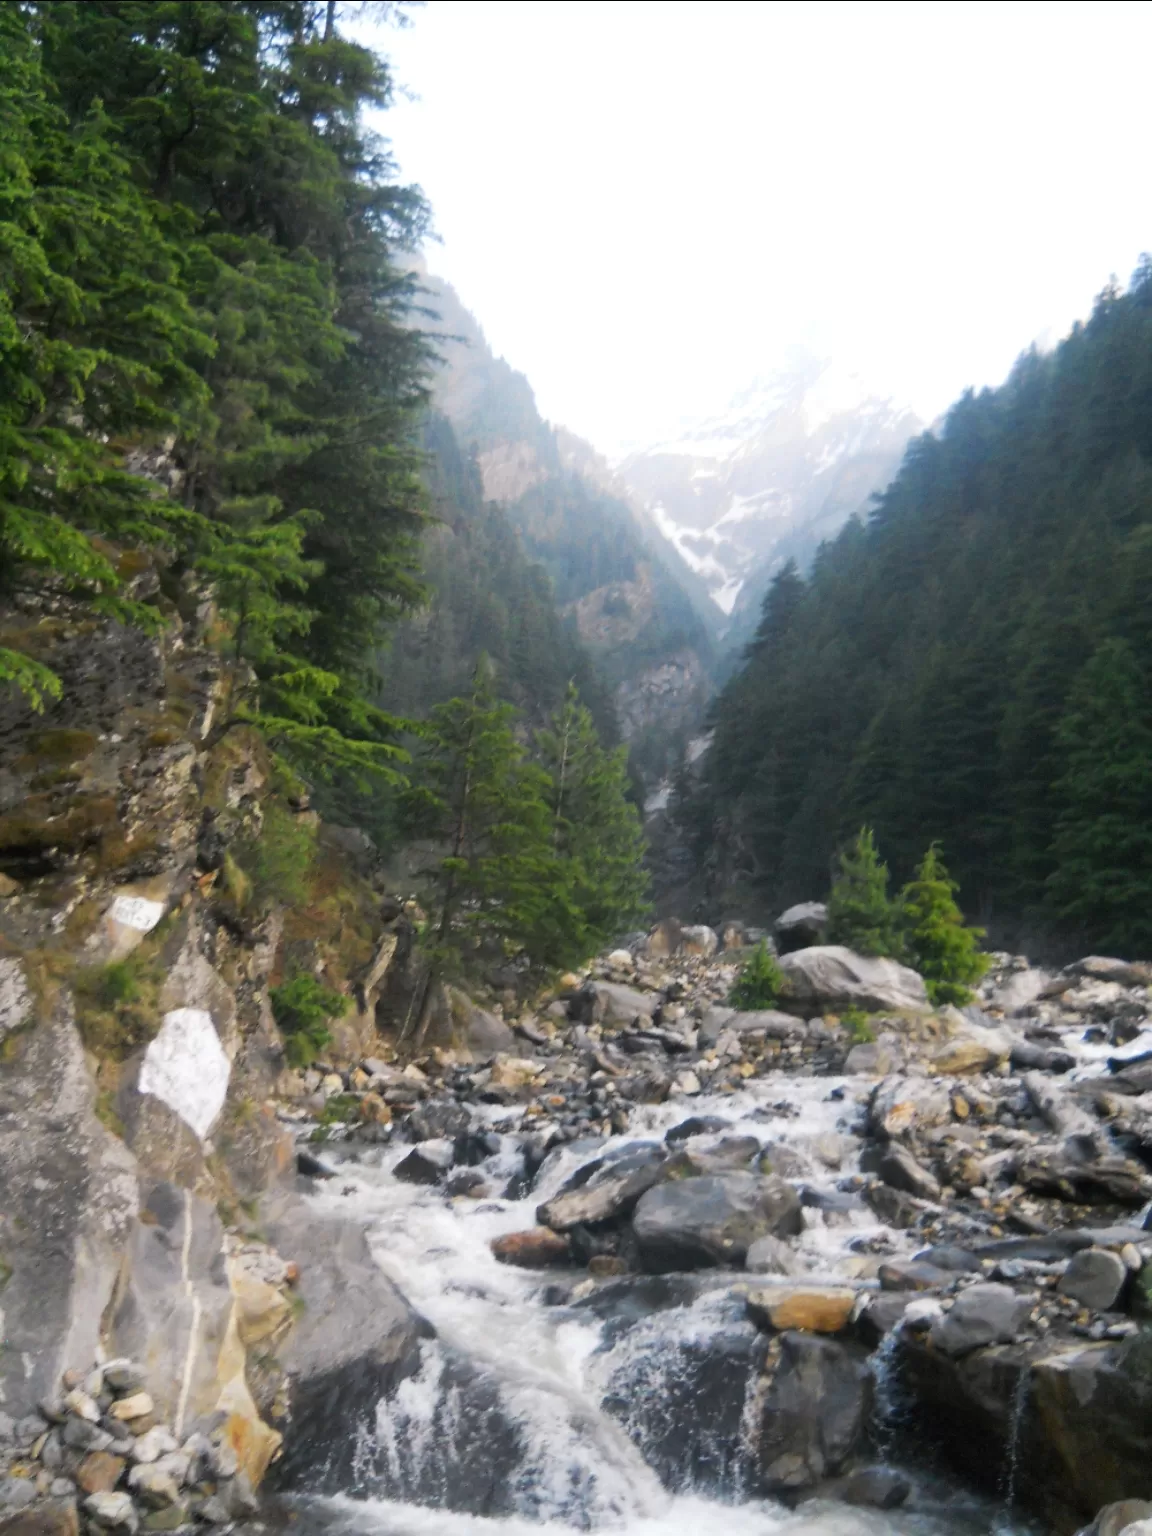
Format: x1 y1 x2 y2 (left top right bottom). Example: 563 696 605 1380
618 351 921 631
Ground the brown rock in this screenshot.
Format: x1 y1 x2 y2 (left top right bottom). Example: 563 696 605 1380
588 1255 628 1277
0 1505 80 1536
746 1284 858 1334
490 1228 571 1268
0 873 20 898
75 1453 126 1495
357 1093 392 1126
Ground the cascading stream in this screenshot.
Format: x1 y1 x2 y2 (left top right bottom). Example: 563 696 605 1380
291 1075 1033 1536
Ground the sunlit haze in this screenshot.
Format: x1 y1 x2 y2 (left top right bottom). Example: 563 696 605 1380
365 0 1152 455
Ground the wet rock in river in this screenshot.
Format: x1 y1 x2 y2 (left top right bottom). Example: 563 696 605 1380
1058 1247 1128 1311
844 1465 911 1509
746 1285 858 1334
928 1283 1032 1356
632 1172 802 1272
490 1229 571 1268
749 1331 869 1492
878 1144 942 1202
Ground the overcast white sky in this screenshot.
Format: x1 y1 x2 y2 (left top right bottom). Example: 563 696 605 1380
364 0 1152 457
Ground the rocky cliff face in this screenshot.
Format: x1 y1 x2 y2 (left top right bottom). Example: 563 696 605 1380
421 274 718 780
0 587 423 1520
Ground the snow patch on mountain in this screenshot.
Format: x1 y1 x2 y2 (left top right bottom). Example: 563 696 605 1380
619 352 921 629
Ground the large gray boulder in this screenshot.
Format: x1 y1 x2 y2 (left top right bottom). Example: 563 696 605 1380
570 981 658 1028
777 946 929 1013
265 1201 423 1490
699 1007 806 1048
632 1173 802 1272
774 903 827 954
749 1331 868 1491
928 1283 1031 1356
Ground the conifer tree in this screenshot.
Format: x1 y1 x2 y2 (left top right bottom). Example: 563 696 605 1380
403 662 577 971
1046 639 1152 953
826 828 898 956
899 844 988 1004
535 683 650 951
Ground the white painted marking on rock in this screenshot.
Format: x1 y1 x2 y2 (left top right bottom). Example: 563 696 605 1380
109 895 165 933
139 1008 230 1140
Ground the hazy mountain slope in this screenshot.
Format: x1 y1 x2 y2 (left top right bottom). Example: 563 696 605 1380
422 275 717 782
619 353 920 648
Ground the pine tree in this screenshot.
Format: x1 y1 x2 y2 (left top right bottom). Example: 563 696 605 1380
1046 639 1152 953
826 828 898 956
899 844 988 1005
535 683 650 952
403 662 578 972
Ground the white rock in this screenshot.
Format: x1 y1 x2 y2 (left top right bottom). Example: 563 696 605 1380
778 946 929 1013
130 1426 178 1465
108 895 165 933
63 1388 101 1423
606 949 634 969
138 1008 230 1140
110 1391 154 1421
0 959 32 1043
85 1492 139 1533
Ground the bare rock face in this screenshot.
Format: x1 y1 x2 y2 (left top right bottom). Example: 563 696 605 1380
0 997 138 1420
748 1332 869 1492
777 946 929 1014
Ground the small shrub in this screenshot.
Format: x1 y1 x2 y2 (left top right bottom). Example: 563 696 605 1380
237 803 317 913
729 942 786 1009
269 972 348 1068
840 1007 875 1044
73 958 157 1060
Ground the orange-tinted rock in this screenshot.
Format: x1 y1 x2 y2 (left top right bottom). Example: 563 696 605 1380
75 1453 125 1495
746 1284 858 1334
490 1229 570 1268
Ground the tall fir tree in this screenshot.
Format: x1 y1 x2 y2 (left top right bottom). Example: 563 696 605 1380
899 844 988 1004
826 828 898 956
535 683 650 951
403 662 578 971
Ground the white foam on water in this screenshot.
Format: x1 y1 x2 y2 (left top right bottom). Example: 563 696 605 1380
302 1072 1029 1535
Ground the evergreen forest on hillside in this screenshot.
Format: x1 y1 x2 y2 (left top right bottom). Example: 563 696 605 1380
0 1 647 975
679 263 1152 956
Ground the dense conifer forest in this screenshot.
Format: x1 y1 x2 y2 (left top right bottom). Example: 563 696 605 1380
679 264 1152 955
0 1 648 973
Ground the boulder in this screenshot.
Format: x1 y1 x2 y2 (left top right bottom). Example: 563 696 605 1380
844 1467 911 1510
679 924 719 958
1058 1248 1127 1311
633 1173 803 1272
986 967 1054 1014
263 1203 422 1493
928 1283 1031 1355
75 1453 126 1495
83 1494 137 1535
665 1116 732 1143
1088 1505 1152 1536
878 1260 952 1292
777 946 929 1014
394 1140 455 1185
879 1145 942 1202
749 1332 868 1492
537 1149 668 1231
571 982 658 1028
869 1075 952 1140
0 1509 79 1536
745 1235 803 1276
490 1229 571 1268
661 1136 763 1180
925 1013 1011 1075
774 903 827 954
746 1285 857 1334
699 1008 805 1047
